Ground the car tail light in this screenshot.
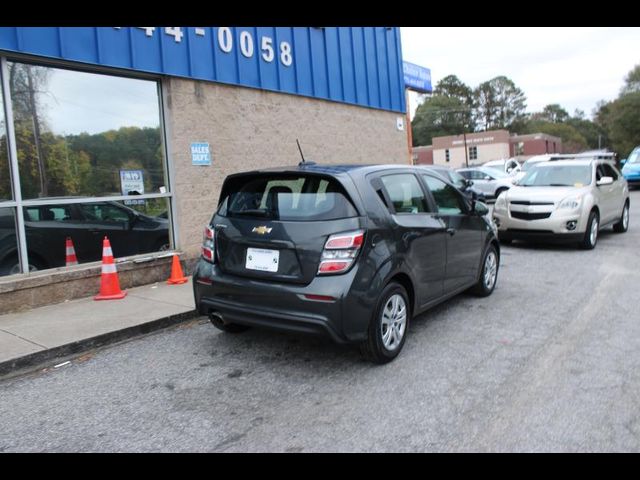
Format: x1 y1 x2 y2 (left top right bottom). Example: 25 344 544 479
201 225 215 263
318 230 364 275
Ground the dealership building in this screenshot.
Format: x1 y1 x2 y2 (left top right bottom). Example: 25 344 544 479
0 27 409 313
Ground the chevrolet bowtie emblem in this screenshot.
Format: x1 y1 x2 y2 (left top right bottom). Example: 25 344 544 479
252 226 273 235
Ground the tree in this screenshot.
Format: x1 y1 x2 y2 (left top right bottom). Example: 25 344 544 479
621 64 640 95
411 95 471 146
521 120 588 153
599 92 640 158
541 104 569 123
473 76 526 131
433 75 475 130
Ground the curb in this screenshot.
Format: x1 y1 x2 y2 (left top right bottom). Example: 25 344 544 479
0 309 200 379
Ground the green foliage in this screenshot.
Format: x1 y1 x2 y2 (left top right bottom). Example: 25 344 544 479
433 75 475 130
521 120 588 153
541 104 569 123
411 95 471 146
598 92 640 158
595 63 640 158
473 76 527 131
621 64 640 95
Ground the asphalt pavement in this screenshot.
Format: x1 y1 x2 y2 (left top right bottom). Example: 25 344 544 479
1 191 639 452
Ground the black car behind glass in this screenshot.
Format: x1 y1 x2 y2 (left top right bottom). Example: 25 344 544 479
0 201 169 275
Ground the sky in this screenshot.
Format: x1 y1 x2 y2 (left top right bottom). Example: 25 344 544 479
400 27 640 119
39 67 160 136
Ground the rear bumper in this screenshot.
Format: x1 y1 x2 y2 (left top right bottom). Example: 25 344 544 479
198 296 346 343
193 260 363 343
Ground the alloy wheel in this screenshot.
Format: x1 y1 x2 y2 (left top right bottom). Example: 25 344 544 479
590 217 599 247
380 294 407 351
484 251 498 290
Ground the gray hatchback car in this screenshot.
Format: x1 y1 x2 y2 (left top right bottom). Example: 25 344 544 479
193 163 500 363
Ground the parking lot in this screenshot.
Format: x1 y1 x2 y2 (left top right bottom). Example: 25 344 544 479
1 190 639 452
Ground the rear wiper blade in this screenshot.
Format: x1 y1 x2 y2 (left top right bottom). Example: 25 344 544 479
548 183 572 186
230 209 271 217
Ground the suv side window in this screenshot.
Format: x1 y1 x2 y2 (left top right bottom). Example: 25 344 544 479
422 175 466 215
380 174 428 214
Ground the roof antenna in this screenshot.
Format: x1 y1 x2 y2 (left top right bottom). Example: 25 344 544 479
296 138 306 166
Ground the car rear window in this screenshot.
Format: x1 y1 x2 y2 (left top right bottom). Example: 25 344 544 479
218 174 358 221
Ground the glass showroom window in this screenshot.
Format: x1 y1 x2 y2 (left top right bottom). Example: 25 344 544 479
1 75 21 277
1 59 173 275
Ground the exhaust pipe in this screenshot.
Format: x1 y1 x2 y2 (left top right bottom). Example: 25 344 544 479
209 311 224 326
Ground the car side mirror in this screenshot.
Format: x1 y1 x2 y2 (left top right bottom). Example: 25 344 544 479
474 201 489 216
620 159 627 167
465 179 474 187
484 176 492 181
597 176 613 186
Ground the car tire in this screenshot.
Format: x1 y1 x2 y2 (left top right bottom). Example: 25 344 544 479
580 210 599 250
613 201 629 233
470 245 499 297
208 312 251 333
360 282 410 364
0 253 46 275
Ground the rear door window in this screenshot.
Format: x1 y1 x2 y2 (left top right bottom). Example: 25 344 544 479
380 174 428 214
220 175 358 221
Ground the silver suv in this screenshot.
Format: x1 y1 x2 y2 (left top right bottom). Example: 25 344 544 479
492 158 630 249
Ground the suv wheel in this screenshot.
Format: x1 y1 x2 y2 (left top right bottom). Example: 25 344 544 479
613 201 629 233
470 245 499 297
360 282 410 364
581 211 599 249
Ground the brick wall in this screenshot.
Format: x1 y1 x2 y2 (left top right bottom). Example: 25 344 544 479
164 77 409 259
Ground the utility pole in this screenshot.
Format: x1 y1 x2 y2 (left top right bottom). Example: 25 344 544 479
463 125 469 168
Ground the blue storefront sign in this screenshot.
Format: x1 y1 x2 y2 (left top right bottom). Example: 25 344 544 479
403 61 432 93
191 142 212 166
0 27 406 113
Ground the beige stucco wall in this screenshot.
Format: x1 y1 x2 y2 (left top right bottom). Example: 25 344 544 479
164 77 409 259
433 143 511 169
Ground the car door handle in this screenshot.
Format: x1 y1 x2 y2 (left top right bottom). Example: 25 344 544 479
446 228 456 236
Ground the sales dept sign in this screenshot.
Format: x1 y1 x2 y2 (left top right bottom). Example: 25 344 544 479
191 142 212 166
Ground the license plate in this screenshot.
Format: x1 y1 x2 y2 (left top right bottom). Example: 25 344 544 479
245 248 279 273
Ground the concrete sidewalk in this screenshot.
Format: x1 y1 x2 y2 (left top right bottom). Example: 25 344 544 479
0 281 198 378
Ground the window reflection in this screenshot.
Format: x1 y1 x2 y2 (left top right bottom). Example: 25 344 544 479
22 198 171 271
0 207 19 276
7 62 165 199
0 87 12 200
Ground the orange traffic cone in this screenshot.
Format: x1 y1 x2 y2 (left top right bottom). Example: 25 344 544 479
167 254 188 285
65 237 78 266
94 236 127 300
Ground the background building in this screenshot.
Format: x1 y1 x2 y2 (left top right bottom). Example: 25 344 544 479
0 27 409 313
414 129 562 168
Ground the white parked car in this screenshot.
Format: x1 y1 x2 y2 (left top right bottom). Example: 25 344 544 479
483 158 521 176
492 158 629 249
457 166 514 200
